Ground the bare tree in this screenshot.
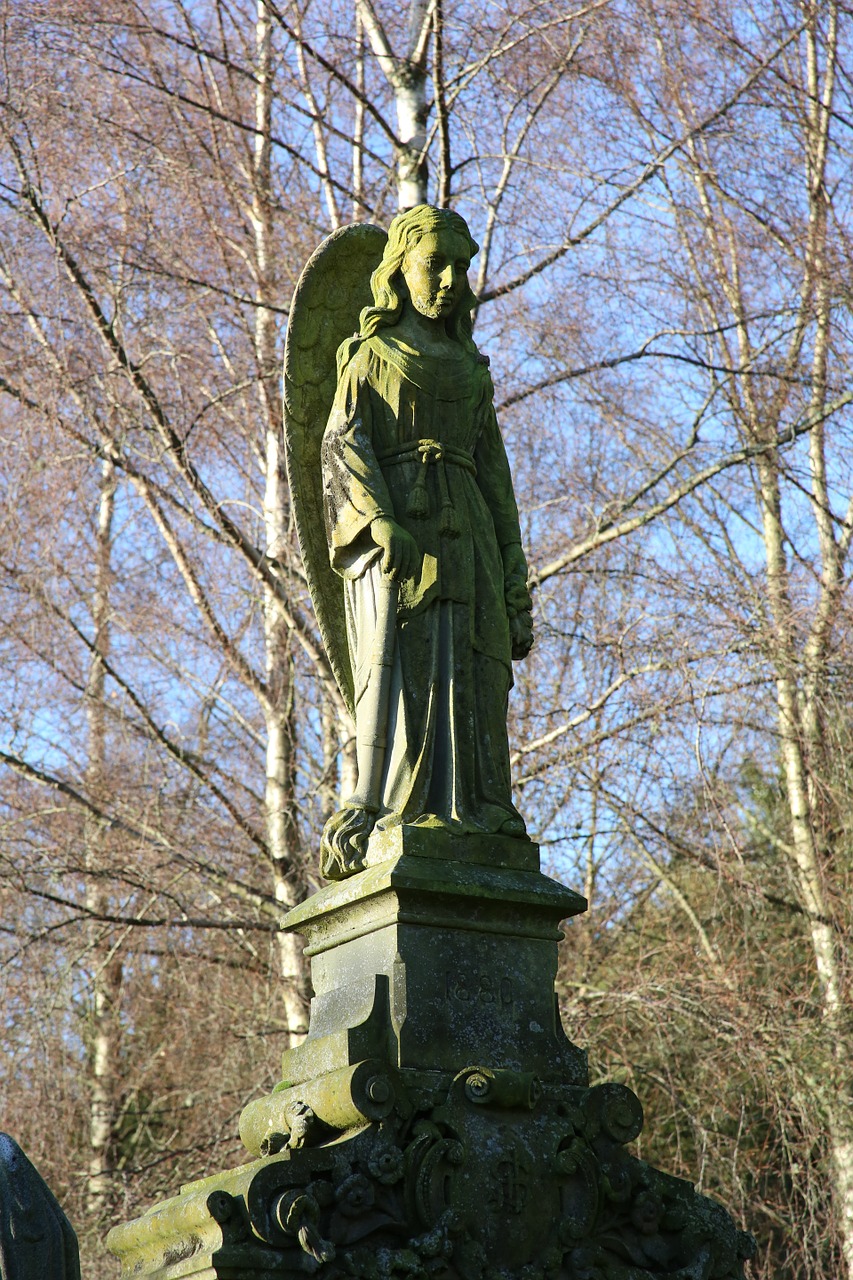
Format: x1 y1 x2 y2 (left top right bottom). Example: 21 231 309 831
83 458 123 1220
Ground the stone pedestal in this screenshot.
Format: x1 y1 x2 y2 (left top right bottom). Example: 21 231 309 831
107 833 754 1280
274 839 586 1079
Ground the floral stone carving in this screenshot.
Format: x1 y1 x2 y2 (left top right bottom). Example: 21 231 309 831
107 852 754 1280
108 1062 753 1279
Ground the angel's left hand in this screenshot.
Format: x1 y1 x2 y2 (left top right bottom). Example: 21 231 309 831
510 610 534 661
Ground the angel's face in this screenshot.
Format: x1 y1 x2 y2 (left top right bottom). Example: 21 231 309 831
401 230 470 321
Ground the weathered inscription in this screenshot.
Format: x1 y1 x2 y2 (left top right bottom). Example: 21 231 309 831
445 972 513 1008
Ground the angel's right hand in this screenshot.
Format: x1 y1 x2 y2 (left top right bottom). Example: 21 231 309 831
371 517 420 581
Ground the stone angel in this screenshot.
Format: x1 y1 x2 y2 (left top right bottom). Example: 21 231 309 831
284 206 534 880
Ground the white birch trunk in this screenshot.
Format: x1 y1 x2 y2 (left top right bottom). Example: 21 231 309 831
253 0 308 1044
790 8 853 1260
834 1130 853 1279
394 76 429 209
85 457 122 1217
352 12 366 220
358 0 432 208
757 446 853 1272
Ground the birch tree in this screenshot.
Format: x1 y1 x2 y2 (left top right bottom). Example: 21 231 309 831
676 7 853 1265
560 1 853 1269
83 458 123 1220
253 0 309 1040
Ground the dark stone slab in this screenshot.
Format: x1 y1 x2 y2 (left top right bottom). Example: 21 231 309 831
0 1134 80 1280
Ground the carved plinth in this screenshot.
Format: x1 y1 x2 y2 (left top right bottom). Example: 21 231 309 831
107 835 755 1280
268 839 588 1086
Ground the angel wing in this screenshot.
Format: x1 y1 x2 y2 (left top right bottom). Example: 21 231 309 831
283 222 388 717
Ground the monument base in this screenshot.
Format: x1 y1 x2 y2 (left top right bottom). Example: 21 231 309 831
107 834 755 1279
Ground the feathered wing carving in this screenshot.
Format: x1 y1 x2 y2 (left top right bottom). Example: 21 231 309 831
283 222 388 717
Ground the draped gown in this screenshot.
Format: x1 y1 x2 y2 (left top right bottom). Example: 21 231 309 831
321 328 530 838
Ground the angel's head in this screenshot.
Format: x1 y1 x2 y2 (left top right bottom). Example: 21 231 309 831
360 205 479 345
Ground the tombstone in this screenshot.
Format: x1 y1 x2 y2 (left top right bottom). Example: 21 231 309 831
108 208 755 1280
0 1134 81 1280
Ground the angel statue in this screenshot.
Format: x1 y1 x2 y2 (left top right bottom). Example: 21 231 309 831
284 205 534 880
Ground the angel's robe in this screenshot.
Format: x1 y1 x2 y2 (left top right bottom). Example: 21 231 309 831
321 328 529 837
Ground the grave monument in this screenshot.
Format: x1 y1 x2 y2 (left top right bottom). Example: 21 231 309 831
106 207 755 1280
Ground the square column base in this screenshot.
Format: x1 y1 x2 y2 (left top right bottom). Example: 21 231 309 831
278 832 587 1087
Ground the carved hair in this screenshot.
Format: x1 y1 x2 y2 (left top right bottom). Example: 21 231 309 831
359 205 479 346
